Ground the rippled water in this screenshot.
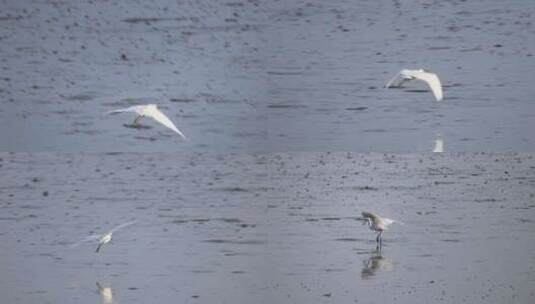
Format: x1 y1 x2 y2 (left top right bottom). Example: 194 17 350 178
1 153 534 303
1 1 535 303
1 0 534 152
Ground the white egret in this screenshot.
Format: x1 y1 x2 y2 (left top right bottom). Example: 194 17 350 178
107 104 187 139
385 69 443 101
361 211 400 245
71 220 137 253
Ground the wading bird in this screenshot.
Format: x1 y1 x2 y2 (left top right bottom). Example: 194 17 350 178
71 220 137 253
361 211 399 246
385 69 443 101
107 104 187 139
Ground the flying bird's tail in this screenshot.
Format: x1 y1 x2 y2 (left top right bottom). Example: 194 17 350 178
95 243 103 253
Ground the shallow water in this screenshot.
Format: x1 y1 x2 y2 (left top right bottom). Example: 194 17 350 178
1 0 534 152
1 153 534 303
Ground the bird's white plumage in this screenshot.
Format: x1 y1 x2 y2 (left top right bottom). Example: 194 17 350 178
108 220 137 234
385 69 443 101
71 220 137 253
107 105 147 116
108 104 187 139
70 234 101 247
361 211 401 246
362 211 396 231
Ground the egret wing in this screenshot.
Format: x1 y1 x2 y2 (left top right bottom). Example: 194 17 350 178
385 72 403 88
107 105 146 115
413 72 443 101
385 71 413 88
149 108 187 139
69 234 101 248
109 220 138 234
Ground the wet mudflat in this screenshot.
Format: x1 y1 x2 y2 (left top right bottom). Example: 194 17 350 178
1 152 534 303
1 0 535 152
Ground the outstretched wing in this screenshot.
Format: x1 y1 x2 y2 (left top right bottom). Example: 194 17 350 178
69 234 101 248
109 220 138 234
413 72 443 101
385 72 401 88
148 108 187 139
106 105 146 115
385 71 412 88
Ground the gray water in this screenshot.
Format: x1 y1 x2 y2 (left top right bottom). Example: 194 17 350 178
2 1 535 303
1 0 534 152
1 153 534 303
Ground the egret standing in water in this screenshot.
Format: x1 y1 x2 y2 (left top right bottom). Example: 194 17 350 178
385 69 443 101
361 211 399 246
107 104 187 139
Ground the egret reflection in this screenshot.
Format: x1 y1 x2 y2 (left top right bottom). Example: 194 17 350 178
96 281 113 304
433 136 444 153
361 250 393 279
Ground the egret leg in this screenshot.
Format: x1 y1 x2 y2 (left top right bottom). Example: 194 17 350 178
377 231 383 251
376 231 383 244
133 115 143 125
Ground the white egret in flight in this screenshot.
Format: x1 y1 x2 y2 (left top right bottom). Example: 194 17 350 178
107 104 187 139
71 220 137 253
385 69 443 101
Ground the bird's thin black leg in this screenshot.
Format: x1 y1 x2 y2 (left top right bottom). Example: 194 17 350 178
133 115 142 125
379 233 382 247
376 231 383 245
